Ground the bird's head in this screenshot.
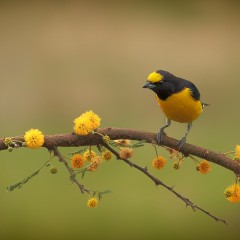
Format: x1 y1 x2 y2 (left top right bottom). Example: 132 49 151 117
143 70 176 100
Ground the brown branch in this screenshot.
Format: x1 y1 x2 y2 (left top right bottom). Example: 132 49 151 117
101 141 227 224
1 127 233 223
1 127 239 175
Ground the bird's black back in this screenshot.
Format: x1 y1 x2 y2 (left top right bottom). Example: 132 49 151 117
156 70 201 101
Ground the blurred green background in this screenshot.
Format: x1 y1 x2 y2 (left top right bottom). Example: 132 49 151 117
0 1 240 239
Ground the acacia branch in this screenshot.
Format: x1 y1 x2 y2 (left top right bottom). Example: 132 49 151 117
1 127 234 223
101 141 227 224
1 127 239 175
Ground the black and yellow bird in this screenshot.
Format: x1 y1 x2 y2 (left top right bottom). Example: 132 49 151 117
143 70 208 149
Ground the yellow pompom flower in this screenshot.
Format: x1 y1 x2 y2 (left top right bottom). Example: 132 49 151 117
102 135 111 144
152 156 166 170
87 197 98 208
224 184 240 203
102 150 112 161
119 147 134 159
87 157 102 172
83 150 97 162
73 116 93 136
71 154 84 169
81 110 101 129
24 128 44 149
235 145 240 159
173 161 181 170
73 111 101 136
196 160 211 174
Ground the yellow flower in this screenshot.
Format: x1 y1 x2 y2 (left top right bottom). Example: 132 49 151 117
82 110 101 129
173 161 181 170
224 184 240 203
119 147 134 159
73 111 101 136
71 154 84 169
24 128 44 149
102 135 111 144
102 150 112 161
87 156 102 172
83 149 97 162
87 197 98 208
4 137 13 147
224 189 232 198
235 145 240 159
196 160 211 174
73 116 93 136
152 156 166 170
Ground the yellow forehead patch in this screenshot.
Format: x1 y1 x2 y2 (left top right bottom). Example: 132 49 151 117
147 71 164 83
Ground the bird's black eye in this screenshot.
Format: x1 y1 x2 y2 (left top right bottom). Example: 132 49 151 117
158 80 164 84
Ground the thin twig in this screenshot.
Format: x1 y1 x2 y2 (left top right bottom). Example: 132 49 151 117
52 147 111 198
7 157 53 191
52 147 90 194
101 141 227 224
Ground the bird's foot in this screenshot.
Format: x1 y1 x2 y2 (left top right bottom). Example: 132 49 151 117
176 137 186 150
157 129 165 145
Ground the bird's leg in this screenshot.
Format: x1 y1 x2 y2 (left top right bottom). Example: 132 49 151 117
157 118 171 144
177 122 192 150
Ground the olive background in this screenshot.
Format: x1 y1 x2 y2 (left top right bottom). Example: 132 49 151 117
0 1 240 240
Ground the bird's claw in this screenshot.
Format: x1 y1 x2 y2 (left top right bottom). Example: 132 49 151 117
177 137 186 150
157 129 165 145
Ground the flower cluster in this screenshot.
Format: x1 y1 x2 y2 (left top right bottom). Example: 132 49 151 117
166 147 180 159
166 147 183 170
70 146 112 172
73 111 101 136
5 108 240 210
87 156 102 172
83 150 97 161
224 184 240 203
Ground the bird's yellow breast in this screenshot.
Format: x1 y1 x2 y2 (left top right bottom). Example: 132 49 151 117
156 88 203 123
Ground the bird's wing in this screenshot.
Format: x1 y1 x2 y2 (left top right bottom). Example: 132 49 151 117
184 80 200 101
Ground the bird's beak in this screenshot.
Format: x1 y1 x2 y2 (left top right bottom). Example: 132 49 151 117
143 81 156 89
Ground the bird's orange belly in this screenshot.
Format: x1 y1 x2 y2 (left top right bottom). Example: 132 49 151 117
156 88 203 123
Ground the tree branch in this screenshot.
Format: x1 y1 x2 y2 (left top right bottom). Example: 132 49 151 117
101 141 227 224
1 127 234 223
1 127 239 175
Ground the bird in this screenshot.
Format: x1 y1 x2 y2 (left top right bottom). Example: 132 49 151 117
143 70 208 149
